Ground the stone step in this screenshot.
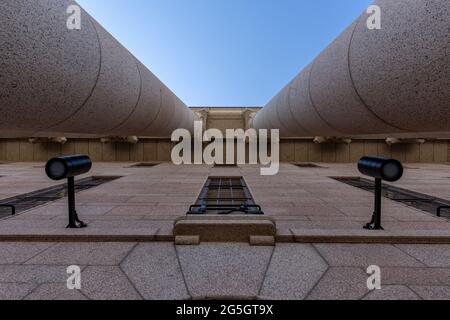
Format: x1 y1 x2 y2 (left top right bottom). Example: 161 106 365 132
291 228 450 244
173 215 276 245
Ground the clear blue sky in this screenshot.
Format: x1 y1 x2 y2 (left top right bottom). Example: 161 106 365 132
77 0 372 107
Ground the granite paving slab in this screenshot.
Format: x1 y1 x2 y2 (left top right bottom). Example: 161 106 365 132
306 267 369 300
81 266 142 300
177 243 273 299
363 285 421 300
24 242 136 266
24 283 88 300
121 243 189 300
314 244 425 267
259 244 328 300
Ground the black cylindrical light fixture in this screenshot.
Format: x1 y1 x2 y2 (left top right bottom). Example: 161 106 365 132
45 155 92 229
358 156 403 182
45 155 92 181
357 156 404 231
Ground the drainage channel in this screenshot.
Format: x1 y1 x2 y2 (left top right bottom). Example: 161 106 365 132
331 176 450 218
176 176 274 244
128 163 160 168
294 163 326 168
187 176 263 215
0 176 122 219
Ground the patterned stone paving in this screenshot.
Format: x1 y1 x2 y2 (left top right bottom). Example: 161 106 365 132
0 242 449 300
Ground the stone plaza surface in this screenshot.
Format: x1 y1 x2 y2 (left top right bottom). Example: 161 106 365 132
1 241 450 300
0 162 450 300
0 162 449 240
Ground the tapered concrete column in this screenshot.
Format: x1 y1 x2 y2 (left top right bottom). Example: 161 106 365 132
0 0 196 138
253 0 450 137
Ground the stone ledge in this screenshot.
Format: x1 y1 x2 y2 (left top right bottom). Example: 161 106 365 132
1 226 450 245
175 235 200 245
250 235 276 246
0 234 157 243
0 227 159 242
174 215 276 244
291 229 450 244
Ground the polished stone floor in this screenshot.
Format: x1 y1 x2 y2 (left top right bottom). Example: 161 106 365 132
0 162 450 300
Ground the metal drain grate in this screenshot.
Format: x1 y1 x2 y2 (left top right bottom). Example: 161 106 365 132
129 163 159 168
294 163 325 168
187 176 263 215
331 176 450 218
0 176 122 219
